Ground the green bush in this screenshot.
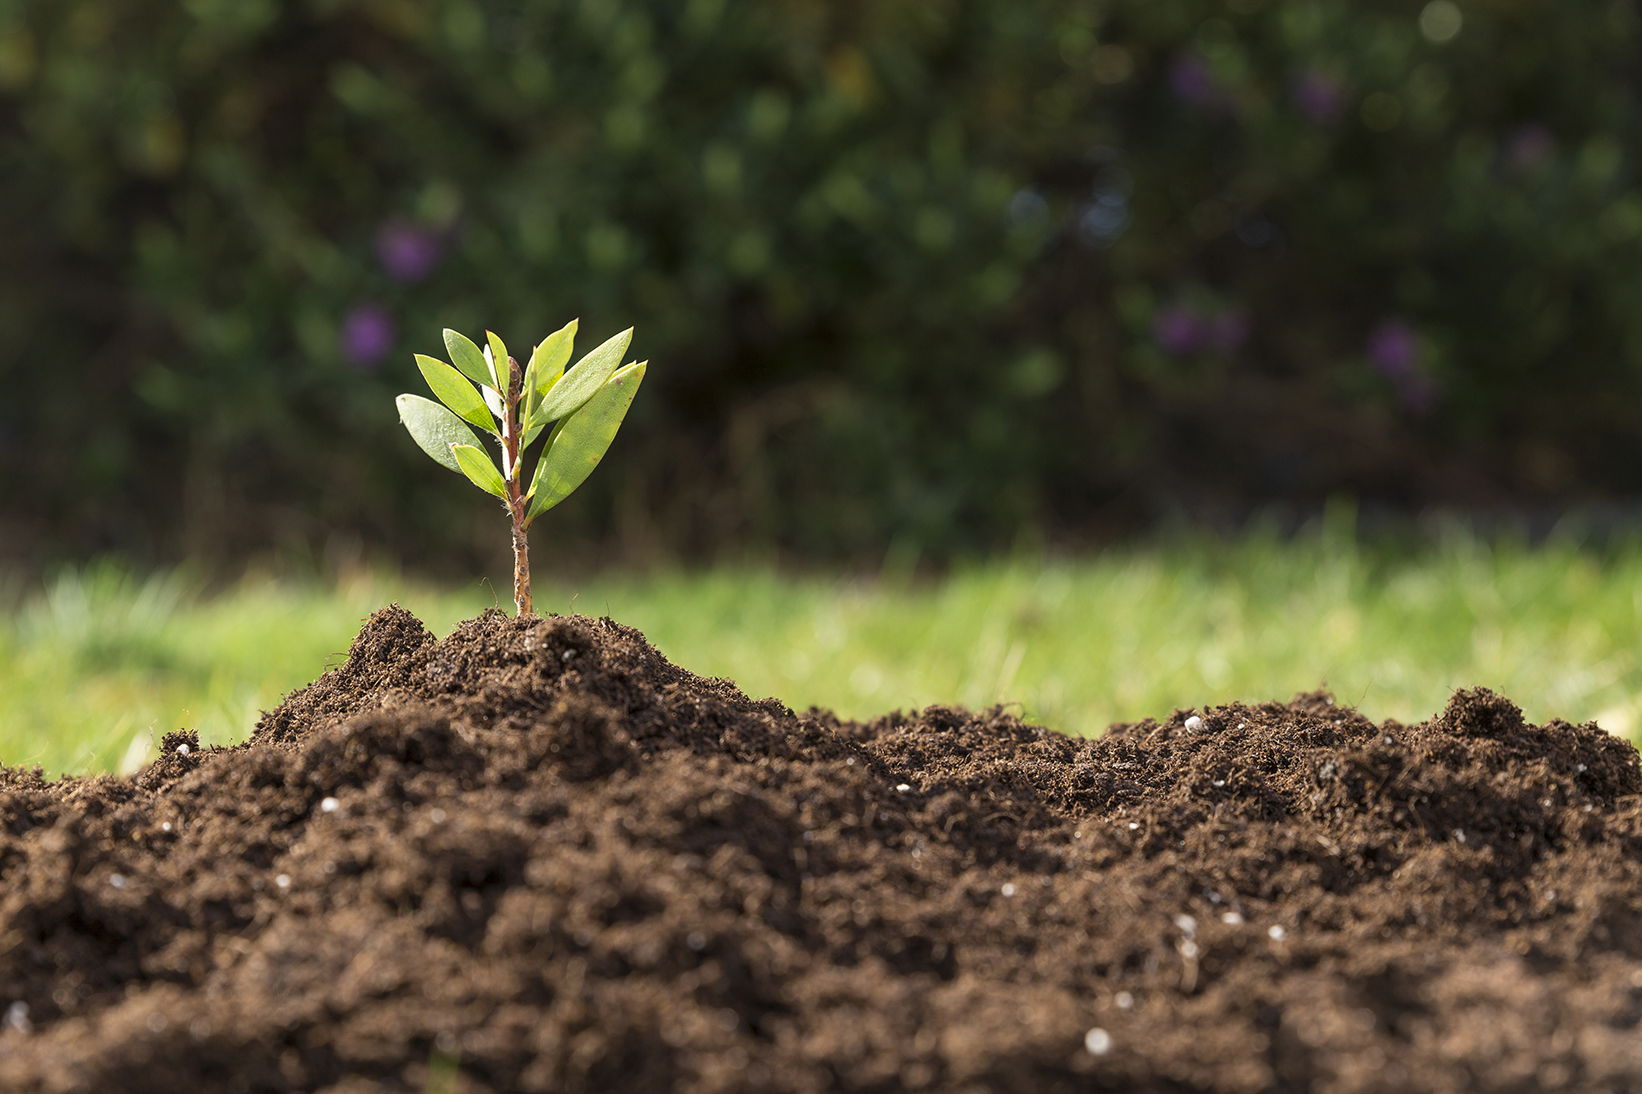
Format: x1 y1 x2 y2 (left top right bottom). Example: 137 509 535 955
2 0 1640 567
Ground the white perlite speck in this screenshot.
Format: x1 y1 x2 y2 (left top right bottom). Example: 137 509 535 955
275 874 291 890
1084 1027 1112 1056
5 1002 30 1034
1184 715 1204 732
320 797 340 813
176 743 190 756
1268 925 1286 941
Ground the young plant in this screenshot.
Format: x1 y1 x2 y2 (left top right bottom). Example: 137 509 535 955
395 322 646 616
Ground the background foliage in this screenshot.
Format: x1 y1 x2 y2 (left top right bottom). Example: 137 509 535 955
2 0 1640 569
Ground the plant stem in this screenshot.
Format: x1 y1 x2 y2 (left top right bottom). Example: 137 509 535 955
511 494 530 616
504 355 532 616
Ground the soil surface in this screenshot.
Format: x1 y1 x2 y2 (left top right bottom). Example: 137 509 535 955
1 607 1640 1093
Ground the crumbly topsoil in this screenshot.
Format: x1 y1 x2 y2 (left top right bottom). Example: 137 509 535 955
1 607 1640 1094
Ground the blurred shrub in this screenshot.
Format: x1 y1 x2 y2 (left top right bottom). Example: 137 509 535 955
2 0 1640 567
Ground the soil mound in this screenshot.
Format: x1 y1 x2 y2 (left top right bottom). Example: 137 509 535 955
2 606 1640 1093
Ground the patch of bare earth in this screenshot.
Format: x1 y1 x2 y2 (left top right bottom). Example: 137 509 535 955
1 606 1639 1092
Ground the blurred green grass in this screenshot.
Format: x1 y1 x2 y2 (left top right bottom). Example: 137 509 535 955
5 525 1642 776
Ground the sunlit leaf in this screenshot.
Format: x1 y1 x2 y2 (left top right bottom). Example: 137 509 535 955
525 360 645 524
486 331 511 392
531 320 578 399
442 329 494 389
530 326 631 429
524 319 578 435
451 443 508 498
415 354 496 433
522 405 550 451
396 394 481 473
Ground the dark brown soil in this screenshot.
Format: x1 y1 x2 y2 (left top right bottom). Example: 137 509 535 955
2 607 1641 1093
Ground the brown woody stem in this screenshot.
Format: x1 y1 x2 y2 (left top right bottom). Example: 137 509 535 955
504 355 532 616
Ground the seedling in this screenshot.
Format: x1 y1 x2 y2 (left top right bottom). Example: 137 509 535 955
396 322 646 616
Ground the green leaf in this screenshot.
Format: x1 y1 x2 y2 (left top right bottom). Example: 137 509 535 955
531 326 632 428
531 319 578 398
486 330 511 391
525 360 646 524
415 354 496 433
451 444 508 498
521 414 548 452
523 319 578 433
443 329 494 389
396 394 481 473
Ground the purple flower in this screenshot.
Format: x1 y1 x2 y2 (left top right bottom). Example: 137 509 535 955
1170 55 1219 109
1155 303 1250 356
1366 319 1420 378
341 304 395 369
1508 123 1555 170
1366 320 1439 412
375 222 443 283
1153 305 1206 356
1292 71 1345 124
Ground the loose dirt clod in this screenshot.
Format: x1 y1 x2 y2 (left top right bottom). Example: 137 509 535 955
2 606 1640 1093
